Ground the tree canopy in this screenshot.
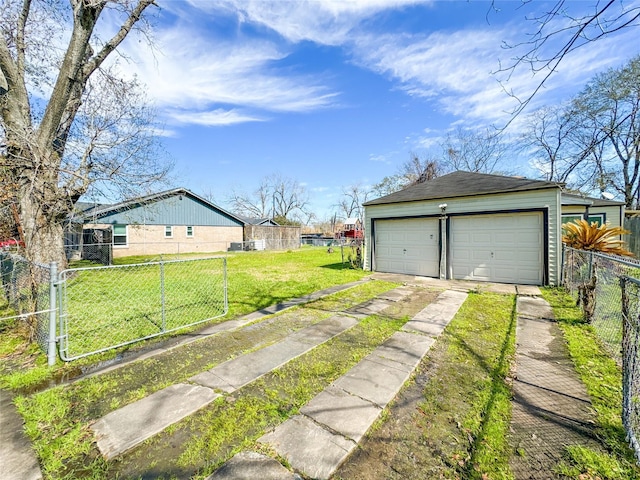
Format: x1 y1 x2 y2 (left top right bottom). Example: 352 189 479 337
0 0 168 266
525 55 640 207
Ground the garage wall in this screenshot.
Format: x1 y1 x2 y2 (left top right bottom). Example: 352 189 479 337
364 188 562 285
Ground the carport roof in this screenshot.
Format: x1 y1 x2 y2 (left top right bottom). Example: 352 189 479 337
363 171 562 206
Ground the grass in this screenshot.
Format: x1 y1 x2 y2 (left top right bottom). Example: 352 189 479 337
414 292 517 479
13 279 400 480
0 247 368 391
541 288 640 480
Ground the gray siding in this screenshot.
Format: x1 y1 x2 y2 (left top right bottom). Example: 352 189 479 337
364 188 561 286
94 195 243 227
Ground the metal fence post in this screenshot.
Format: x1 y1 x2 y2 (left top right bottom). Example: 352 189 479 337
48 262 58 366
160 259 166 332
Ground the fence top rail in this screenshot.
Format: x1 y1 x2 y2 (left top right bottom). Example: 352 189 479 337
564 246 640 268
60 255 227 275
622 275 640 287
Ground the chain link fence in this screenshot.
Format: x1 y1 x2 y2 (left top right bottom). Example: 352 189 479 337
65 238 302 265
2 252 227 363
58 256 227 361
562 246 640 461
0 250 53 352
621 276 640 462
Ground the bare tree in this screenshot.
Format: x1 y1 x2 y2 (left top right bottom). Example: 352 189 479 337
520 105 598 183
498 0 640 120
227 178 272 219
227 174 311 224
402 153 442 185
336 183 370 222
270 174 311 224
441 127 506 173
573 55 640 207
371 153 443 197
0 0 166 267
523 55 640 207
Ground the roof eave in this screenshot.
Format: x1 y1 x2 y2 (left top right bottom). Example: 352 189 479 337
364 184 560 207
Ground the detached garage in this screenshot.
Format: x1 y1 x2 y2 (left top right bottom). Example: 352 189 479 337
363 171 563 286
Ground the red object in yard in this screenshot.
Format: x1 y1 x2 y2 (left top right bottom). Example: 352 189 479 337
343 229 363 239
0 238 24 248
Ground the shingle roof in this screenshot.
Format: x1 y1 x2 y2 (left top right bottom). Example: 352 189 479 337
237 216 280 226
78 188 244 224
561 192 625 207
363 171 561 206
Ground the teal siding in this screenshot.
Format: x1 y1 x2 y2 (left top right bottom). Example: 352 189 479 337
96 194 242 227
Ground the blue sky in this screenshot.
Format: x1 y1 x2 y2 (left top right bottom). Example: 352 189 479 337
115 0 640 221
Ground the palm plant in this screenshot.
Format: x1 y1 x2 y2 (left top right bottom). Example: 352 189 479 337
562 219 632 323
562 219 633 256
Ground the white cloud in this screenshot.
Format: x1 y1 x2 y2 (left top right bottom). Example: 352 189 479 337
351 18 640 132
115 0 639 133
167 108 265 126
184 0 430 45
116 22 339 127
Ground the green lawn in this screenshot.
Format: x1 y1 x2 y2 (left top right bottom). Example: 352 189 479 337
14 279 400 480
0 247 368 390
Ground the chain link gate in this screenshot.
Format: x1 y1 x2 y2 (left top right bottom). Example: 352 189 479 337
57 256 227 361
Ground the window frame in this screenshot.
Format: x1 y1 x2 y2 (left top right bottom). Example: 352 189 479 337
186 225 194 238
164 225 173 238
113 224 128 247
561 213 605 226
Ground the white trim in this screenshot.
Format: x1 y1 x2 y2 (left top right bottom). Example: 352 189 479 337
164 225 173 238
186 225 194 238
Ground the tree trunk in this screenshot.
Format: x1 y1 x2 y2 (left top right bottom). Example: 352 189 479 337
18 181 67 269
578 275 597 323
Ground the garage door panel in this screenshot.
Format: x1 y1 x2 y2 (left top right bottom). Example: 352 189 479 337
451 213 543 285
375 219 439 277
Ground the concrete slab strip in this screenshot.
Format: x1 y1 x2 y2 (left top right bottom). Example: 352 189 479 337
347 298 391 317
371 331 435 369
517 296 555 320
0 391 42 480
206 451 298 480
403 290 467 336
92 384 218 460
516 285 543 296
300 385 382 443
287 315 358 345
259 415 355 480
402 320 448 336
377 287 413 302
191 315 358 391
191 339 309 390
333 357 413 408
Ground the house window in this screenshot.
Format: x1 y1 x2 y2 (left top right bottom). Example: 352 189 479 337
165 226 173 238
113 224 127 246
562 214 605 226
186 226 194 237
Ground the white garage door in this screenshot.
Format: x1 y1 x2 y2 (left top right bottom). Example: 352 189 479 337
374 218 439 277
451 212 543 285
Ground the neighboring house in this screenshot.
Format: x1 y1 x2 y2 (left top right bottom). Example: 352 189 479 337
337 218 363 239
363 171 626 286
237 216 280 227
77 188 244 258
561 193 625 228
